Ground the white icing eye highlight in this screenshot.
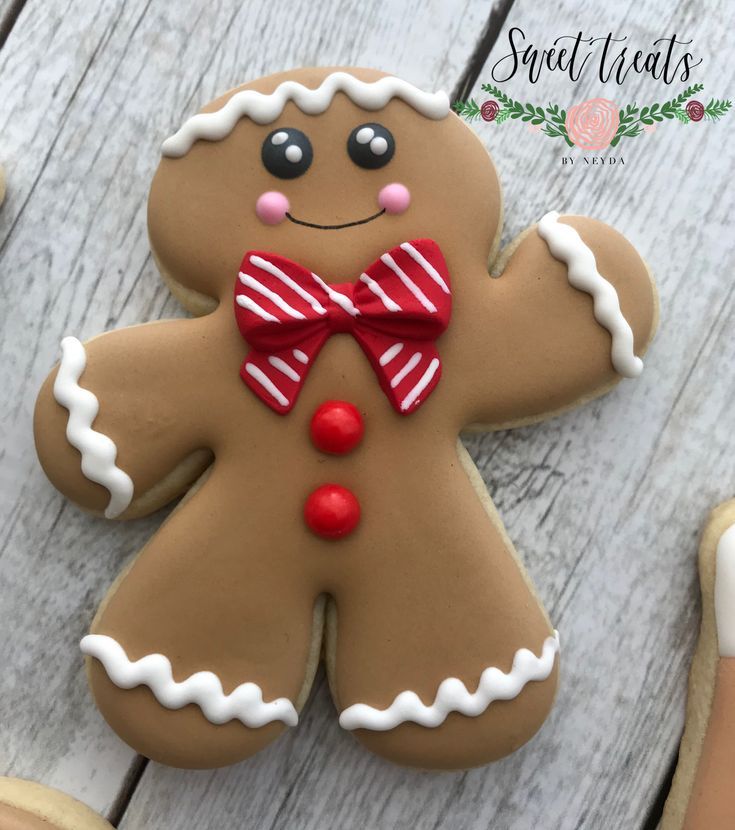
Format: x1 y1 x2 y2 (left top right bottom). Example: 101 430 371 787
261 127 313 179
285 144 303 163
356 127 375 144
347 123 395 170
370 136 388 155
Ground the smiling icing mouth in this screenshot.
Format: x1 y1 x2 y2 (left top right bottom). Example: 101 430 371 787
285 208 386 231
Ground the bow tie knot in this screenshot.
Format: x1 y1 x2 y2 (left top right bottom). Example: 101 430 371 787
324 283 359 334
234 240 452 415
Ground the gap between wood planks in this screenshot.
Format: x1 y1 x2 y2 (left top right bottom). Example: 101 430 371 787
454 3 680 826
450 0 514 104
641 750 678 830
0 0 679 824
0 0 26 51
99 2 519 825
109 756 148 828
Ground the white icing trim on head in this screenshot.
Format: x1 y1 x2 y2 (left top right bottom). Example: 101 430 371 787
81 634 298 727
52 337 134 519
339 631 559 730
715 523 735 657
161 72 450 158
537 211 644 378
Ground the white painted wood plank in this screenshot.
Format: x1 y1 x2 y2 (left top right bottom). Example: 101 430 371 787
121 1 735 828
0 0 494 821
449 1 733 829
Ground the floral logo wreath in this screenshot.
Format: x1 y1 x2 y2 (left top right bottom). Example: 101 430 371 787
454 83 731 149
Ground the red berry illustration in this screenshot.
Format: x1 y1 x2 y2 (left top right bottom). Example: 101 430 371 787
480 100 499 121
686 100 705 122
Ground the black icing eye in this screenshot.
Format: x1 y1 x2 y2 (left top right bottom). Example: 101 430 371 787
261 128 313 179
347 123 395 169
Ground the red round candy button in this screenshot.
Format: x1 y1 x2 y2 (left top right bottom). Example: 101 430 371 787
304 484 361 539
310 400 364 455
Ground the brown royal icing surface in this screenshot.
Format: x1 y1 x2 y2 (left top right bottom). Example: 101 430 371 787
683 660 735 827
33 67 657 769
0 803 60 829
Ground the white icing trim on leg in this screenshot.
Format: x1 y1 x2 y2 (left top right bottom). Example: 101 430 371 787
716 523 735 657
537 211 643 378
339 631 560 731
81 634 298 728
52 337 134 518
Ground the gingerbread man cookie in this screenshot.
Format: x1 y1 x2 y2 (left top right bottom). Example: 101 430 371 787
33 67 658 770
0 778 112 830
663 499 735 829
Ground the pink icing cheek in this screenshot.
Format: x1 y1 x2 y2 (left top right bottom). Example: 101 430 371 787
378 183 411 215
255 191 290 225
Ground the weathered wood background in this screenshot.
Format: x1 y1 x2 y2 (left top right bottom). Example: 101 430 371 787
1 0 733 827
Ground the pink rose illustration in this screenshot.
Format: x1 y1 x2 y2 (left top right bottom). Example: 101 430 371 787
686 100 705 121
480 100 499 121
565 98 620 151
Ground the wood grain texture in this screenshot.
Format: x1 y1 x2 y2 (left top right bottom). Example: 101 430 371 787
121 2 735 830
0 0 495 822
1 0 733 827
453 1 735 829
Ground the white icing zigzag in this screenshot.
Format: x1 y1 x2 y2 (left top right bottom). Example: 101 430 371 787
81 634 298 728
162 72 450 158
537 211 644 378
52 337 134 518
339 631 560 731
715 523 735 657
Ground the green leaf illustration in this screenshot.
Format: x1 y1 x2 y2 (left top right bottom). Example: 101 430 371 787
704 99 733 120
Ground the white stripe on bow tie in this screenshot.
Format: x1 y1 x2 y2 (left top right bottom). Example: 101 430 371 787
380 253 437 314
249 255 327 315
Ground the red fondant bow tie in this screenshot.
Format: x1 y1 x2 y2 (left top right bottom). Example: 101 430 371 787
233 240 451 415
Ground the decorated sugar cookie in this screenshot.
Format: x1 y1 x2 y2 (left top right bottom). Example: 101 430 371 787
0 778 112 830
662 499 735 829
33 67 658 770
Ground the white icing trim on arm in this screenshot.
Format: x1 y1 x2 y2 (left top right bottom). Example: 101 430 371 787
715 523 735 657
339 631 559 731
161 72 450 157
52 337 134 519
537 211 644 378
81 634 298 728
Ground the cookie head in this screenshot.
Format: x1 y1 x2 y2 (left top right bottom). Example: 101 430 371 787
148 67 500 311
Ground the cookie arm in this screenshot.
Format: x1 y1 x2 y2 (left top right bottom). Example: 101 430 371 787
34 319 217 519
452 214 658 428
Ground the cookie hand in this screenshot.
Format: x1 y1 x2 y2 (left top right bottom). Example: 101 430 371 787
34 319 216 518
455 213 658 428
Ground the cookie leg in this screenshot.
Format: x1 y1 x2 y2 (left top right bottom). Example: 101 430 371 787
663 499 735 830
326 443 559 770
0 778 112 830
84 469 322 768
